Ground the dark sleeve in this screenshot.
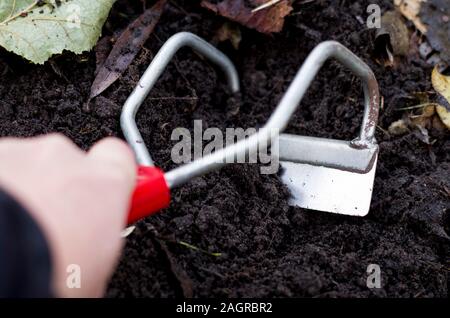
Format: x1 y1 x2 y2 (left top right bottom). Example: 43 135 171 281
0 188 53 298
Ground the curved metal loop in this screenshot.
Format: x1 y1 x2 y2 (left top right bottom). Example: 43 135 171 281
120 32 240 166
273 41 380 149
121 36 380 189
164 41 380 188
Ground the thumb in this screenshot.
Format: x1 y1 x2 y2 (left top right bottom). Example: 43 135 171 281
88 137 137 185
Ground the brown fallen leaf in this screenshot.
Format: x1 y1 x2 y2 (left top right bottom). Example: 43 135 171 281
388 119 409 135
94 35 113 76
87 0 167 108
201 0 293 34
395 0 450 65
374 11 409 67
215 22 242 49
398 101 435 144
436 105 450 129
409 103 437 128
394 91 448 134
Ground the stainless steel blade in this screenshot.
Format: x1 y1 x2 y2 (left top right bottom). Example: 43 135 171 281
280 155 377 216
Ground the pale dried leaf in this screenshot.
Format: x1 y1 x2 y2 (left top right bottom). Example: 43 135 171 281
374 11 410 66
388 119 409 135
436 105 450 129
431 66 450 108
0 0 116 64
216 22 241 49
394 0 427 33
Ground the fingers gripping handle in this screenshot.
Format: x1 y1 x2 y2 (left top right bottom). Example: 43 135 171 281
128 166 170 224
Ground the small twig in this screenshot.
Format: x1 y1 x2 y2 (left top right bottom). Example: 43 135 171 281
252 0 282 13
396 103 440 111
439 186 450 198
49 60 69 83
145 224 194 298
148 96 198 101
178 241 222 257
197 266 226 279
159 239 193 297
169 0 190 16
376 125 389 135
0 60 9 76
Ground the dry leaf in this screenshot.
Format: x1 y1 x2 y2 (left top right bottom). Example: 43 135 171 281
392 73 450 138
396 93 446 133
429 66 450 129
436 105 450 129
394 0 427 33
87 0 167 106
431 66 450 107
414 124 431 144
410 104 436 128
215 22 242 49
94 36 113 76
395 0 450 65
388 119 409 135
404 66 450 131
374 11 409 67
201 0 293 34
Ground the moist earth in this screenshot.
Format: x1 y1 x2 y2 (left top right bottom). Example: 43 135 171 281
0 0 448 297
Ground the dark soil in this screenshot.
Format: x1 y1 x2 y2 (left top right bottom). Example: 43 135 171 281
0 0 448 297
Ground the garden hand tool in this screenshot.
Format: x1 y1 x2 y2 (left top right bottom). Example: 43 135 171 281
274 41 380 216
123 32 380 225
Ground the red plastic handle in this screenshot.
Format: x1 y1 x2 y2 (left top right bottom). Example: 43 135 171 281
127 166 171 224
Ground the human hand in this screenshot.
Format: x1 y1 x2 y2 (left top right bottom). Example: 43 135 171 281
0 134 136 297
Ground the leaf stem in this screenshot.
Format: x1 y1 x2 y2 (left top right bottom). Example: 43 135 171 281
396 103 441 111
252 0 282 13
178 241 222 257
0 0 39 26
7 0 17 20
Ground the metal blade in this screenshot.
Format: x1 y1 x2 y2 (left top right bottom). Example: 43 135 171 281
279 155 377 216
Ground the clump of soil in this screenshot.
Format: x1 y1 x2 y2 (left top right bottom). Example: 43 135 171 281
0 0 448 297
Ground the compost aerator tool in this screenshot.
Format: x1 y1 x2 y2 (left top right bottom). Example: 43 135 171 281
275 41 380 216
123 32 380 225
